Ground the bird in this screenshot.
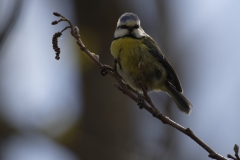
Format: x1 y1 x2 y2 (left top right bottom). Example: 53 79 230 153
110 13 192 114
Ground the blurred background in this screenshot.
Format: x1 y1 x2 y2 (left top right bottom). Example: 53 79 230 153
0 0 240 160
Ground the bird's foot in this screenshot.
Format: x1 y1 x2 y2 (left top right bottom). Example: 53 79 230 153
137 96 145 109
100 65 113 76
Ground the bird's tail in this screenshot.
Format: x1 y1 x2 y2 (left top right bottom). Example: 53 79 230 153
165 82 192 114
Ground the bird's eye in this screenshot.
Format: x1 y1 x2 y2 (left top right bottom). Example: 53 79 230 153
120 25 128 29
133 25 139 29
117 25 128 29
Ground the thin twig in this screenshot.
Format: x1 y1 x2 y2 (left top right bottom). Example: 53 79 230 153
228 154 237 160
51 12 228 160
234 144 240 159
227 144 240 160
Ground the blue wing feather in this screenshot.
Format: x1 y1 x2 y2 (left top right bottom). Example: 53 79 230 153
143 36 183 93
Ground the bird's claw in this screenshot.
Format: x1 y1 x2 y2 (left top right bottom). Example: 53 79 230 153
100 65 113 76
137 97 145 109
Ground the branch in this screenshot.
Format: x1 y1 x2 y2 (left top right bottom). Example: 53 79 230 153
228 144 240 160
51 12 228 160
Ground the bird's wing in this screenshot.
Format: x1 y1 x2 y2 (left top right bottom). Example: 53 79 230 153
143 36 183 93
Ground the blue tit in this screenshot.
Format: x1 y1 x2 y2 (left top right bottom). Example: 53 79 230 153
110 13 192 114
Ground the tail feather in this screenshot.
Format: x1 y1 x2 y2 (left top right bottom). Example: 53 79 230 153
165 82 192 114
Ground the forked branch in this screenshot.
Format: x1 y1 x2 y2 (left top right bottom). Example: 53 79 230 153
51 12 232 160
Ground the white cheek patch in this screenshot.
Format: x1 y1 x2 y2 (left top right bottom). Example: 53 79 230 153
133 28 146 38
114 28 128 38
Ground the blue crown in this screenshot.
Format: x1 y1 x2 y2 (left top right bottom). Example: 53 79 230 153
119 13 140 23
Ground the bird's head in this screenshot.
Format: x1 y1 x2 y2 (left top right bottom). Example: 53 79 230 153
114 13 146 39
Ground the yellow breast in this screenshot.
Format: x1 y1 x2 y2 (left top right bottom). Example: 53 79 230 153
110 37 167 91
111 37 145 58
111 37 148 74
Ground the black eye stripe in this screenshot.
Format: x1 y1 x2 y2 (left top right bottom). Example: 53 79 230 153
133 25 139 29
117 25 139 29
117 25 128 29
121 25 128 29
